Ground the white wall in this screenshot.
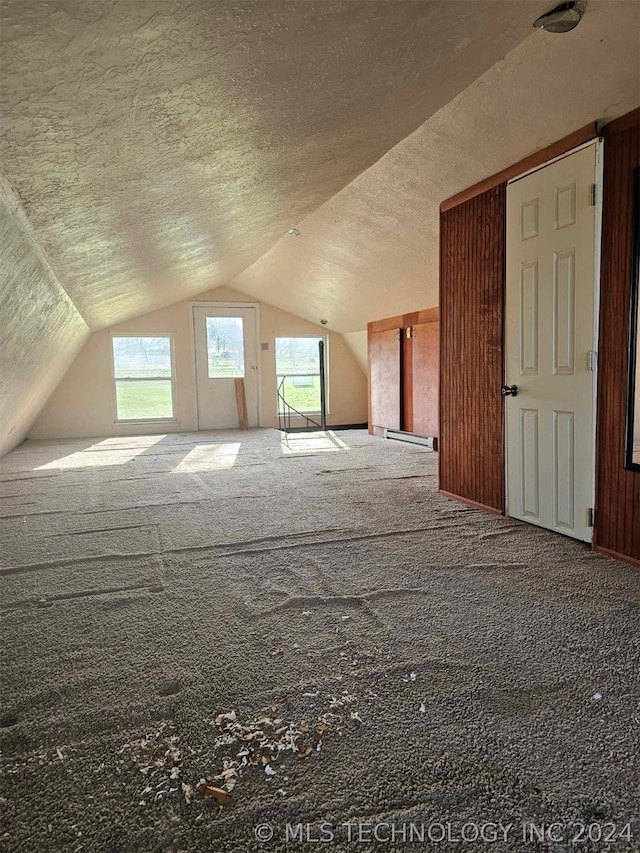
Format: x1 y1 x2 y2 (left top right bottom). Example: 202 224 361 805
29 286 367 440
0 181 89 456
342 331 368 374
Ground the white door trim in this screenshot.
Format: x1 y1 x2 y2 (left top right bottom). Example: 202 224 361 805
504 138 604 540
188 301 262 430
507 136 600 185
591 140 605 524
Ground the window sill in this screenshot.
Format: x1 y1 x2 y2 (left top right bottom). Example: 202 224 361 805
113 419 180 428
279 412 330 418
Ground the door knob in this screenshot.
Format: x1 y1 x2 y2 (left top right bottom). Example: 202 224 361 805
501 384 518 397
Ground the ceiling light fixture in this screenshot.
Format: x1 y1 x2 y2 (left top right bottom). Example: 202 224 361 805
287 228 300 237
533 1 583 33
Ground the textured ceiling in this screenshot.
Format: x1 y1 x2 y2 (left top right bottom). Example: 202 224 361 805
230 0 640 331
1 0 548 329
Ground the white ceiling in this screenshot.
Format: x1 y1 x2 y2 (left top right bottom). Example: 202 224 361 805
230 0 640 331
1 0 549 329
1 0 638 336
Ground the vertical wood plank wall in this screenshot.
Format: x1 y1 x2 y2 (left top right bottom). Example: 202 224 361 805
439 185 506 513
594 111 640 566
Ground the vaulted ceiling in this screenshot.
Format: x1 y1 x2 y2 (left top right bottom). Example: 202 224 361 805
1 0 554 329
1 0 639 456
231 0 640 331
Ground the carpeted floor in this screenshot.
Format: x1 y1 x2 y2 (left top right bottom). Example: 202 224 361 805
1 429 639 853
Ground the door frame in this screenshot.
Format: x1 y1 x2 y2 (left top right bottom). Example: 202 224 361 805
504 138 604 537
189 301 262 431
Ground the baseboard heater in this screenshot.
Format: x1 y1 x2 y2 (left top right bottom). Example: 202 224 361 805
384 429 438 450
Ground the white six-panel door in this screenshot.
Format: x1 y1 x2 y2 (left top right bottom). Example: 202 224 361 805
505 142 600 542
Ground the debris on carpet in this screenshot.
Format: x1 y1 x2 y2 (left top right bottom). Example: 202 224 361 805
118 722 185 806
129 692 367 809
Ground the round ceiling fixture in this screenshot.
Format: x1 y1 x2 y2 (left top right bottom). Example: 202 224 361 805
533 1 583 32
287 227 300 237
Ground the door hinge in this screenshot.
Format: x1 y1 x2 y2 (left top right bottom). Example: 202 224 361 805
587 507 595 528
589 183 597 206
587 350 597 371
406 326 415 339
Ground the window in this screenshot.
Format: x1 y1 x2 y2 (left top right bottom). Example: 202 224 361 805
275 336 326 414
206 316 245 378
112 335 175 421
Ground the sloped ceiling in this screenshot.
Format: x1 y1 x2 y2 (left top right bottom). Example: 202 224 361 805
231 0 640 331
0 180 89 457
1 0 550 329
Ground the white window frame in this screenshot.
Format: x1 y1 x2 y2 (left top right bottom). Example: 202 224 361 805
110 333 178 425
275 335 329 416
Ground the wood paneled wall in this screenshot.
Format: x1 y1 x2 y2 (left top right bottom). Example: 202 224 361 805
439 185 506 513
438 111 640 565
368 308 439 437
410 321 439 436
368 327 401 435
594 110 640 566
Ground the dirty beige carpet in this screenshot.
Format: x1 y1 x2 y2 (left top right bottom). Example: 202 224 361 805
1 429 639 853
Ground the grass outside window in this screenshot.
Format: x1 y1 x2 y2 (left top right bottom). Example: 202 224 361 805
112 336 175 421
275 336 327 415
